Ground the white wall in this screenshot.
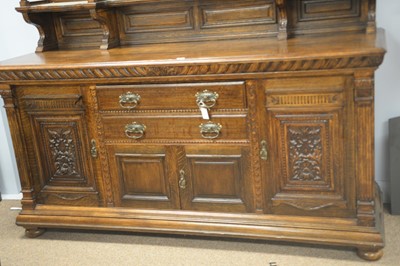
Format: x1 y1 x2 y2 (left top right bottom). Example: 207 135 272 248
375 0 400 202
0 0 37 199
0 0 399 201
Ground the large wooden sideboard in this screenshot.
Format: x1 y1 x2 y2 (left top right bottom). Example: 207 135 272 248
0 0 386 261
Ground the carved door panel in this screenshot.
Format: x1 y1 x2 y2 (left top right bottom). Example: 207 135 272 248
178 145 253 213
106 145 180 209
263 76 356 217
18 87 99 206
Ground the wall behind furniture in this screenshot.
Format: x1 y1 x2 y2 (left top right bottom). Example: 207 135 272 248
0 0 37 199
375 0 400 202
0 0 399 202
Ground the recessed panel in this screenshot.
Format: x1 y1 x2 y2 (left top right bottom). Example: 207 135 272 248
117 154 169 201
31 118 94 191
191 159 241 200
118 0 278 45
201 2 275 29
124 9 194 33
60 15 103 37
107 145 179 209
54 11 103 49
299 0 360 21
185 153 247 210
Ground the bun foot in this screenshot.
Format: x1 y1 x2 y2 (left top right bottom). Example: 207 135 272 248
25 228 46 238
357 248 383 261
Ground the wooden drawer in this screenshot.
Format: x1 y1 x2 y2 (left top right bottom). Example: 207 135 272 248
101 114 248 141
96 82 247 111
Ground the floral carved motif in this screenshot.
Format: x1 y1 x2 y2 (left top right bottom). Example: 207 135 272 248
48 128 78 176
288 127 322 181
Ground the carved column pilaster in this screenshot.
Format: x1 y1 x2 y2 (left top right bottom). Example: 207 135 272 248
0 85 36 210
88 86 114 207
354 71 376 226
84 87 105 206
247 81 264 213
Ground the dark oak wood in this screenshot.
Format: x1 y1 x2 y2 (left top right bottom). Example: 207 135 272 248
0 0 386 261
25 228 46 238
15 0 376 51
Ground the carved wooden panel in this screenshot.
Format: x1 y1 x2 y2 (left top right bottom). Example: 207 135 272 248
298 0 360 21
264 76 355 217
107 145 180 209
280 119 334 190
53 11 103 49
288 0 369 35
200 1 275 29
43 125 83 181
121 6 194 34
118 0 278 45
179 146 252 212
19 90 98 206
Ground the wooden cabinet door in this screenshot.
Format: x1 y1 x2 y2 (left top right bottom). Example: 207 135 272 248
263 76 356 217
178 145 253 213
106 145 180 209
18 86 99 206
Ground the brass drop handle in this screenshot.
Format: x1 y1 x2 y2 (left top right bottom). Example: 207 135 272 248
199 121 222 139
119 91 141 109
179 170 186 189
260 140 268 160
195 90 219 109
90 139 98 158
125 122 146 139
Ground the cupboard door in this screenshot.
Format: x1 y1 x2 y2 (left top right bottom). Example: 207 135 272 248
107 145 180 209
263 76 356 217
178 145 253 212
19 88 99 206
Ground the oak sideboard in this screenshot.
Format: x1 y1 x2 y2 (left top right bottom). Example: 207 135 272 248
0 0 386 261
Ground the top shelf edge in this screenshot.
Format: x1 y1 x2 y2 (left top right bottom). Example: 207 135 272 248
16 0 181 13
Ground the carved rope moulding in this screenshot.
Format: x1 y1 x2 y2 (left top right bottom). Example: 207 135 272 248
0 56 384 81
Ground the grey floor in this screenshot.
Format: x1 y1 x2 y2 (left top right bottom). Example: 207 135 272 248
1 200 399 266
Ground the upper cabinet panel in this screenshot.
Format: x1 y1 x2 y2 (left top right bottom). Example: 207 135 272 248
54 11 103 50
287 0 372 35
118 0 278 46
15 0 376 52
199 1 276 29
298 0 360 21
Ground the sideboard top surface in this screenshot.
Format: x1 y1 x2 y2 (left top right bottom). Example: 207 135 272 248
0 30 386 72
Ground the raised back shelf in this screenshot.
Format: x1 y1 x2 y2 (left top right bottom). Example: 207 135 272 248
16 0 376 52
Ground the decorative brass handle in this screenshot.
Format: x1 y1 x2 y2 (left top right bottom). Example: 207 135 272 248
195 90 219 109
260 140 268 160
199 121 222 139
125 122 146 139
179 170 186 189
90 139 98 158
119 92 141 109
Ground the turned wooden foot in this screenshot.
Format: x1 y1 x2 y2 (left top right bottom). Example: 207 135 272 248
25 228 46 238
357 248 384 261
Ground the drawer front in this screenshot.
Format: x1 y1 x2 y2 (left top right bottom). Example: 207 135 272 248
102 114 248 141
96 82 247 111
